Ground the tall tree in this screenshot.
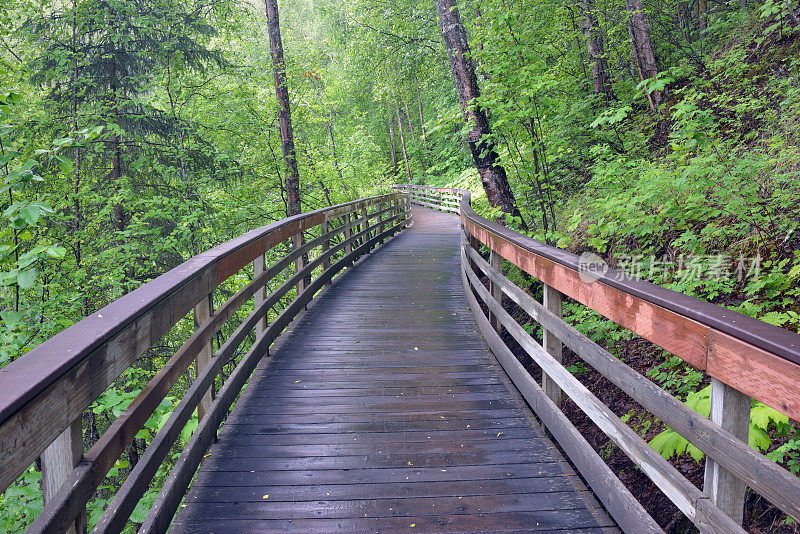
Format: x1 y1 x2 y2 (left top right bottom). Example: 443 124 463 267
388 117 398 171
395 102 412 182
265 0 301 216
435 0 525 224
579 0 616 101
627 0 661 109
416 82 429 151
326 110 345 186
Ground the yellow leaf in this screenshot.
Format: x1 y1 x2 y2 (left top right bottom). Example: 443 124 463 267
263 495 269 499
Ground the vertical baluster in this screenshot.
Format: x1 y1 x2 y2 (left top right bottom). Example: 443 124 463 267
253 255 267 335
489 250 503 334
42 420 86 534
542 284 563 408
292 231 304 296
194 294 213 420
702 378 749 528
322 217 331 285
346 211 353 255
361 205 369 249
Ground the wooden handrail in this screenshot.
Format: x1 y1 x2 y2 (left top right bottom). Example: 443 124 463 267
395 183 800 532
0 193 410 533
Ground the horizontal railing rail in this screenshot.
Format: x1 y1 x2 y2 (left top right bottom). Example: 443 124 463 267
0 193 411 533
395 183 800 534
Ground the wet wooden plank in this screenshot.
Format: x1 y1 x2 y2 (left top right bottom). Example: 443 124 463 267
174 511 615 534
172 207 617 533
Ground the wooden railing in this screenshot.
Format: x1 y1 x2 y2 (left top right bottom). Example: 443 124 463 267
395 183 800 534
393 183 460 214
0 193 411 534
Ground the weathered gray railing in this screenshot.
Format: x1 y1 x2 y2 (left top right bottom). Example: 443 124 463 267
395 183 800 534
393 183 460 213
0 193 410 533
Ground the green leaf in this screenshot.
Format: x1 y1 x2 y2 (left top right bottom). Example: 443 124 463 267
649 428 689 460
17 268 37 289
1 310 23 327
749 426 772 452
750 403 788 430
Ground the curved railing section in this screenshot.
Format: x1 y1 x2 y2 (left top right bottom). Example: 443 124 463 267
395 183 800 534
0 193 410 533
393 183 460 214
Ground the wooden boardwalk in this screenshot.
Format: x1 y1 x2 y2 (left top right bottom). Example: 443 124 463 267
172 207 618 533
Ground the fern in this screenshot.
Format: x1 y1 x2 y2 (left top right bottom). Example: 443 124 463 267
649 385 789 462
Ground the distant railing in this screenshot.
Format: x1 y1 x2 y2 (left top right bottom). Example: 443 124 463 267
393 183 460 214
395 183 800 534
0 193 411 533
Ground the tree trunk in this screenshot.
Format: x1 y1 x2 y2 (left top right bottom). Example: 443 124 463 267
265 0 301 217
698 0 708 33
627 0 661 109
401 95 415 136
109 53 125 231
388 117 398 169
326 110 345 185
579 0 616 101
71 0 82 279
395 103 413 182
416 86 429 151
435 0 525 224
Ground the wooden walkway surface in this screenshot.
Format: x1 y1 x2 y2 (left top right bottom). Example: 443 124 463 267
172 207 618 533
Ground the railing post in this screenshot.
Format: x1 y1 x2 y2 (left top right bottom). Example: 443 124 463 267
542 284 563 407
253 255 267 335
379 200 387 239
361 205 369 249
467 232 480 277
42 419 86 534
194 294 213 420
702 378 750 527
345 212 353 255
292 231 305 296
489 250 503 334
322 217 331 285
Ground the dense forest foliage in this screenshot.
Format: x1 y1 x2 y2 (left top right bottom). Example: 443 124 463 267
1 0 799 530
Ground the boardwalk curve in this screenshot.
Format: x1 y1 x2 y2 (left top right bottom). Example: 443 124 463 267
172 207 617 533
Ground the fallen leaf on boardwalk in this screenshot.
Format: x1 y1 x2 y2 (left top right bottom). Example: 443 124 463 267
294 380 301 383
497 432 503 437
410 524 415 528
203 453 212 458
413 347 418 350
407 461 413 465
263 495 269 499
